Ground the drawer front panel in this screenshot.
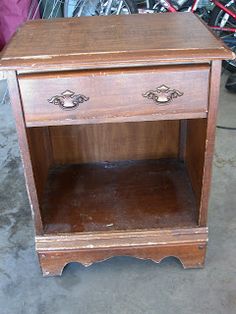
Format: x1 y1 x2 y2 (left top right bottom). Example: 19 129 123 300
19 65 210 126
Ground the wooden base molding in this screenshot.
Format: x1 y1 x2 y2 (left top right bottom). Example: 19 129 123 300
36 227 207 276
38 243 207 277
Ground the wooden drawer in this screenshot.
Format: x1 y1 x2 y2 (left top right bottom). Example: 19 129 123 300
19 65 210 127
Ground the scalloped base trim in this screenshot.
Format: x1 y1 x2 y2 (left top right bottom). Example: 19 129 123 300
38 243 207 276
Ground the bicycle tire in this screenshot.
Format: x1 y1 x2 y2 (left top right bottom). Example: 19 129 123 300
73 0 138 16
225 73 236 92
64 0 80 17
209 1 236 72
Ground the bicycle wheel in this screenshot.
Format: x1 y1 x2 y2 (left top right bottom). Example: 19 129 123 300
209 0 236 72
64 0 80 17
72 0 138 16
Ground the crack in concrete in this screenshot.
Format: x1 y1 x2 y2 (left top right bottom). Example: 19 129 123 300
214 153 236 168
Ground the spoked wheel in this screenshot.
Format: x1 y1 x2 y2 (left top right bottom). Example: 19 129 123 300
64 0 79 17
209 0 236 72
64 0 138 17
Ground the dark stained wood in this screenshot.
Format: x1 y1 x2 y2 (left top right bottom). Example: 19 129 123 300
41 159 198 234
1 14 229 276
6 72 43 234
0 13 234 71
38 241 207 276
198 60 222 226
27 127 53 202
49 121 179 164
36 226 208 275
18 65 209 127
179 120 187 160
185 119 207 208
36 227 208 251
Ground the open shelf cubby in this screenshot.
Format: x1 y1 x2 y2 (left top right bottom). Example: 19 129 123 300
27 119 207 235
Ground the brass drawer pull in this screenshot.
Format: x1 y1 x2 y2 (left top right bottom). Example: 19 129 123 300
48 89 89 110
142 84 183 105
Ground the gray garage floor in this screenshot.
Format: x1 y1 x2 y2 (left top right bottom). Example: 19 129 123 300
0 72 235 314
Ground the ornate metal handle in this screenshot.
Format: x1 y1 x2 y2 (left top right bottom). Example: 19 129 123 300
48 89 89 110
142 84 183 105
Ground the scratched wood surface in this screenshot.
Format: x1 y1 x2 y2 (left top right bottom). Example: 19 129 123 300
41 159 198 234
0 13 234 71
1 14 231 276
19 64 209 127
38 242 207 276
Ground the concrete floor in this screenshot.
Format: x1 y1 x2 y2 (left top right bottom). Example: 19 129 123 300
0 72 235 314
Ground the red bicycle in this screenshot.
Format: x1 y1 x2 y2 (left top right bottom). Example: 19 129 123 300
140 0 236 71
209 0 236 71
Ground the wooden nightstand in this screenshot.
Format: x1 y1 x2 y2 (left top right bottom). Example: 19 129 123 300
0 13 233 276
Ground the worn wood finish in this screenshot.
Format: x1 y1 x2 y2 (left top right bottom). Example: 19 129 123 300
179 120 187 160
49 121 179 164
41 159 198 234
36 227 208 251
38 243 207 276
37 227 208 276
36 228 207 276
0 13 233 71
1 14 232 276
18 65 209 127
6 71 43 234
27 127 53 202
198 61 222 226
185 119 207 207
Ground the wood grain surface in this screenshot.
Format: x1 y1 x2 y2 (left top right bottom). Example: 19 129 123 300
41 159 198 234
0 13 234 71
2 14 227 276
198 60 222 226
49 121 180 164
27 127 53 202
6 72 43 234
19 65 209 126
37 242 207 276
185 118 207 208
36 226 208 276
